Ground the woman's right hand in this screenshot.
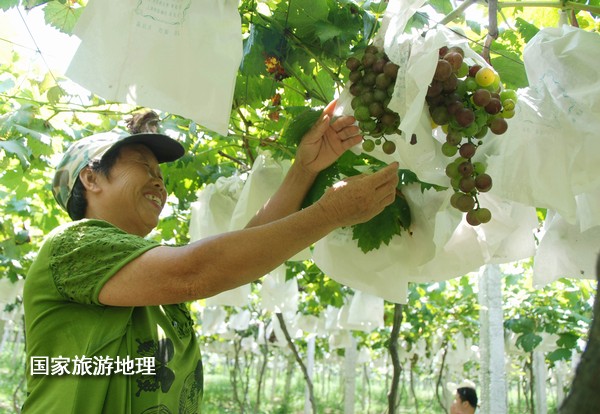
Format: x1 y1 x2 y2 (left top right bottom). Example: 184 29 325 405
316 162 400 228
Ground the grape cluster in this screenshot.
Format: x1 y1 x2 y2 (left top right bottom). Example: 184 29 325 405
345 45 401 155
427 45 517 226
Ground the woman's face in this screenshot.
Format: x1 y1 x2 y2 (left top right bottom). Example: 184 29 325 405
91 144 166 236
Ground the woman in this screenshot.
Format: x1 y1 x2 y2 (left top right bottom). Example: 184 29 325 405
22 101 399 413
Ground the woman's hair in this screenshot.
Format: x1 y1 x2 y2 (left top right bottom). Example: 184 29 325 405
457 387 478 408
66 111 160 220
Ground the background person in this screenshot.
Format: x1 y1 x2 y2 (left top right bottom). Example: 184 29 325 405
450 380 479 414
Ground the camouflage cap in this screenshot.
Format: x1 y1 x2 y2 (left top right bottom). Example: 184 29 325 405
52 131 185 212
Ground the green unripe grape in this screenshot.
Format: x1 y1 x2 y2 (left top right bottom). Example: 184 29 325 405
473 161 486 175
354 106 371 122
362 139 375 152
502 98 515 111
446 162 460 178
475 207 492 223
450 192 463 208
474 125 488 139
456 61 469 78
360 119 377 132
351 96 363 109
382 140 396 154
501 110 515 119
455 193 476 212
500 89 517 102
441 142 458 157
375 138 382 145
464 77 477 92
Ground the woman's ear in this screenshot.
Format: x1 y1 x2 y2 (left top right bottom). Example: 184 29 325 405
79 167 101 193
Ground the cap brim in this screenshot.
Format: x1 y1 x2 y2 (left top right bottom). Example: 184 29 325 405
110 133 185 163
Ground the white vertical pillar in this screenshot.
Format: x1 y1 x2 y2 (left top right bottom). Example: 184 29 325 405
478 264 508 414
304 335 316 414
344 335 358 414
533 349 547 414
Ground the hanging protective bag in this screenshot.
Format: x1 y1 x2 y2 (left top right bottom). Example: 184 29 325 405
66 0 242 135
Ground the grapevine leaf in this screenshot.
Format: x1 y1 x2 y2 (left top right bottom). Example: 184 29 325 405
547 348 572 363
351 192 411 253
0 139 31 169
24 0 49 9
516 332 542 352
556 332 579 349
43 0 83 34
0 0 19 11
515 17 540 43
281 108 322 147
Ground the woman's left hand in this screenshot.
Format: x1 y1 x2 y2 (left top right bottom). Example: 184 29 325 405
295 100 363 175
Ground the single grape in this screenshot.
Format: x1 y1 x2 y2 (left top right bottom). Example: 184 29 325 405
489 117 508 134
383 61 399 78
362 53 376 68
475 67 495 87
361 91 374 105
362 139 375 152
473 161 486 175
360 119 377 132
474 125 489 139
500 89 518 102
434 59 453 81
349 70 362 83
475 173 493 192
455 194 476 212
346 56 361 71
446 163 460 178
375 73 392 89
500 110 515 119
382 140 396 154
456 62 469 78
369 102 385 118
484 98 502 115
438 46 449 57
450 192 463 209
354 106 371 122
446 130 462 146
372 58 386 74
468 64 482 78
472 89 492 107
448 46 465 57
443 51 463 72
475 207 492 223
427 81 443 97
430 106 450 126
502 98 516 111
442 74 458 93
362 72 376 86
466 209 482 226
458 161 474 176
459 142 477 159
459 176 476 193
455 107 475 127
442 142 458 157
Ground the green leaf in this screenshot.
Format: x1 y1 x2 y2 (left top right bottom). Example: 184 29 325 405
516 332 542 352
515 17 540 43
547 348 572 363
0 139 31 168
281 108 322 146
0 0 19 11
556 332 579 349
352 193 410 253
43 0 83 34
